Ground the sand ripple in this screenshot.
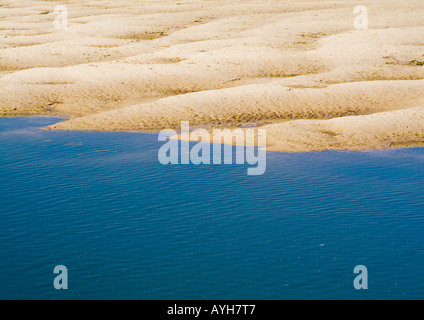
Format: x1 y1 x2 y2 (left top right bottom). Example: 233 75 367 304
1 0 424 151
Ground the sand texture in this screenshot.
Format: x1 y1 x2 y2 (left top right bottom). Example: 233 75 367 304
1 0 424 151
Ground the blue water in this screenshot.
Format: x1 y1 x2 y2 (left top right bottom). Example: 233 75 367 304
0 117 423 300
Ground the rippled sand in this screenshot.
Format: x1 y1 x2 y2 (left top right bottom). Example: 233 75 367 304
1 0 424 151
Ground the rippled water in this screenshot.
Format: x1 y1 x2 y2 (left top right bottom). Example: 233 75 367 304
0 117 423 300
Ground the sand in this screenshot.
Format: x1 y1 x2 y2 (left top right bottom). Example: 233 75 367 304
1 0 424 152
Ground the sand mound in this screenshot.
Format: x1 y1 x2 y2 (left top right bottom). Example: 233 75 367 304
263 106 424 152
46 79 424 131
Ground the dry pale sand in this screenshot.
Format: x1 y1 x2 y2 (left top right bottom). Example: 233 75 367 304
1 0 424 152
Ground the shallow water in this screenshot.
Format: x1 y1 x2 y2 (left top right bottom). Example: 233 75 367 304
0 117 423 300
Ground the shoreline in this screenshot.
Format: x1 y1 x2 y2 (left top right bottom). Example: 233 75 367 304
2 115 424 154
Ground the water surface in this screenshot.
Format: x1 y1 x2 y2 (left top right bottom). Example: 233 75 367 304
0 117 423 300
